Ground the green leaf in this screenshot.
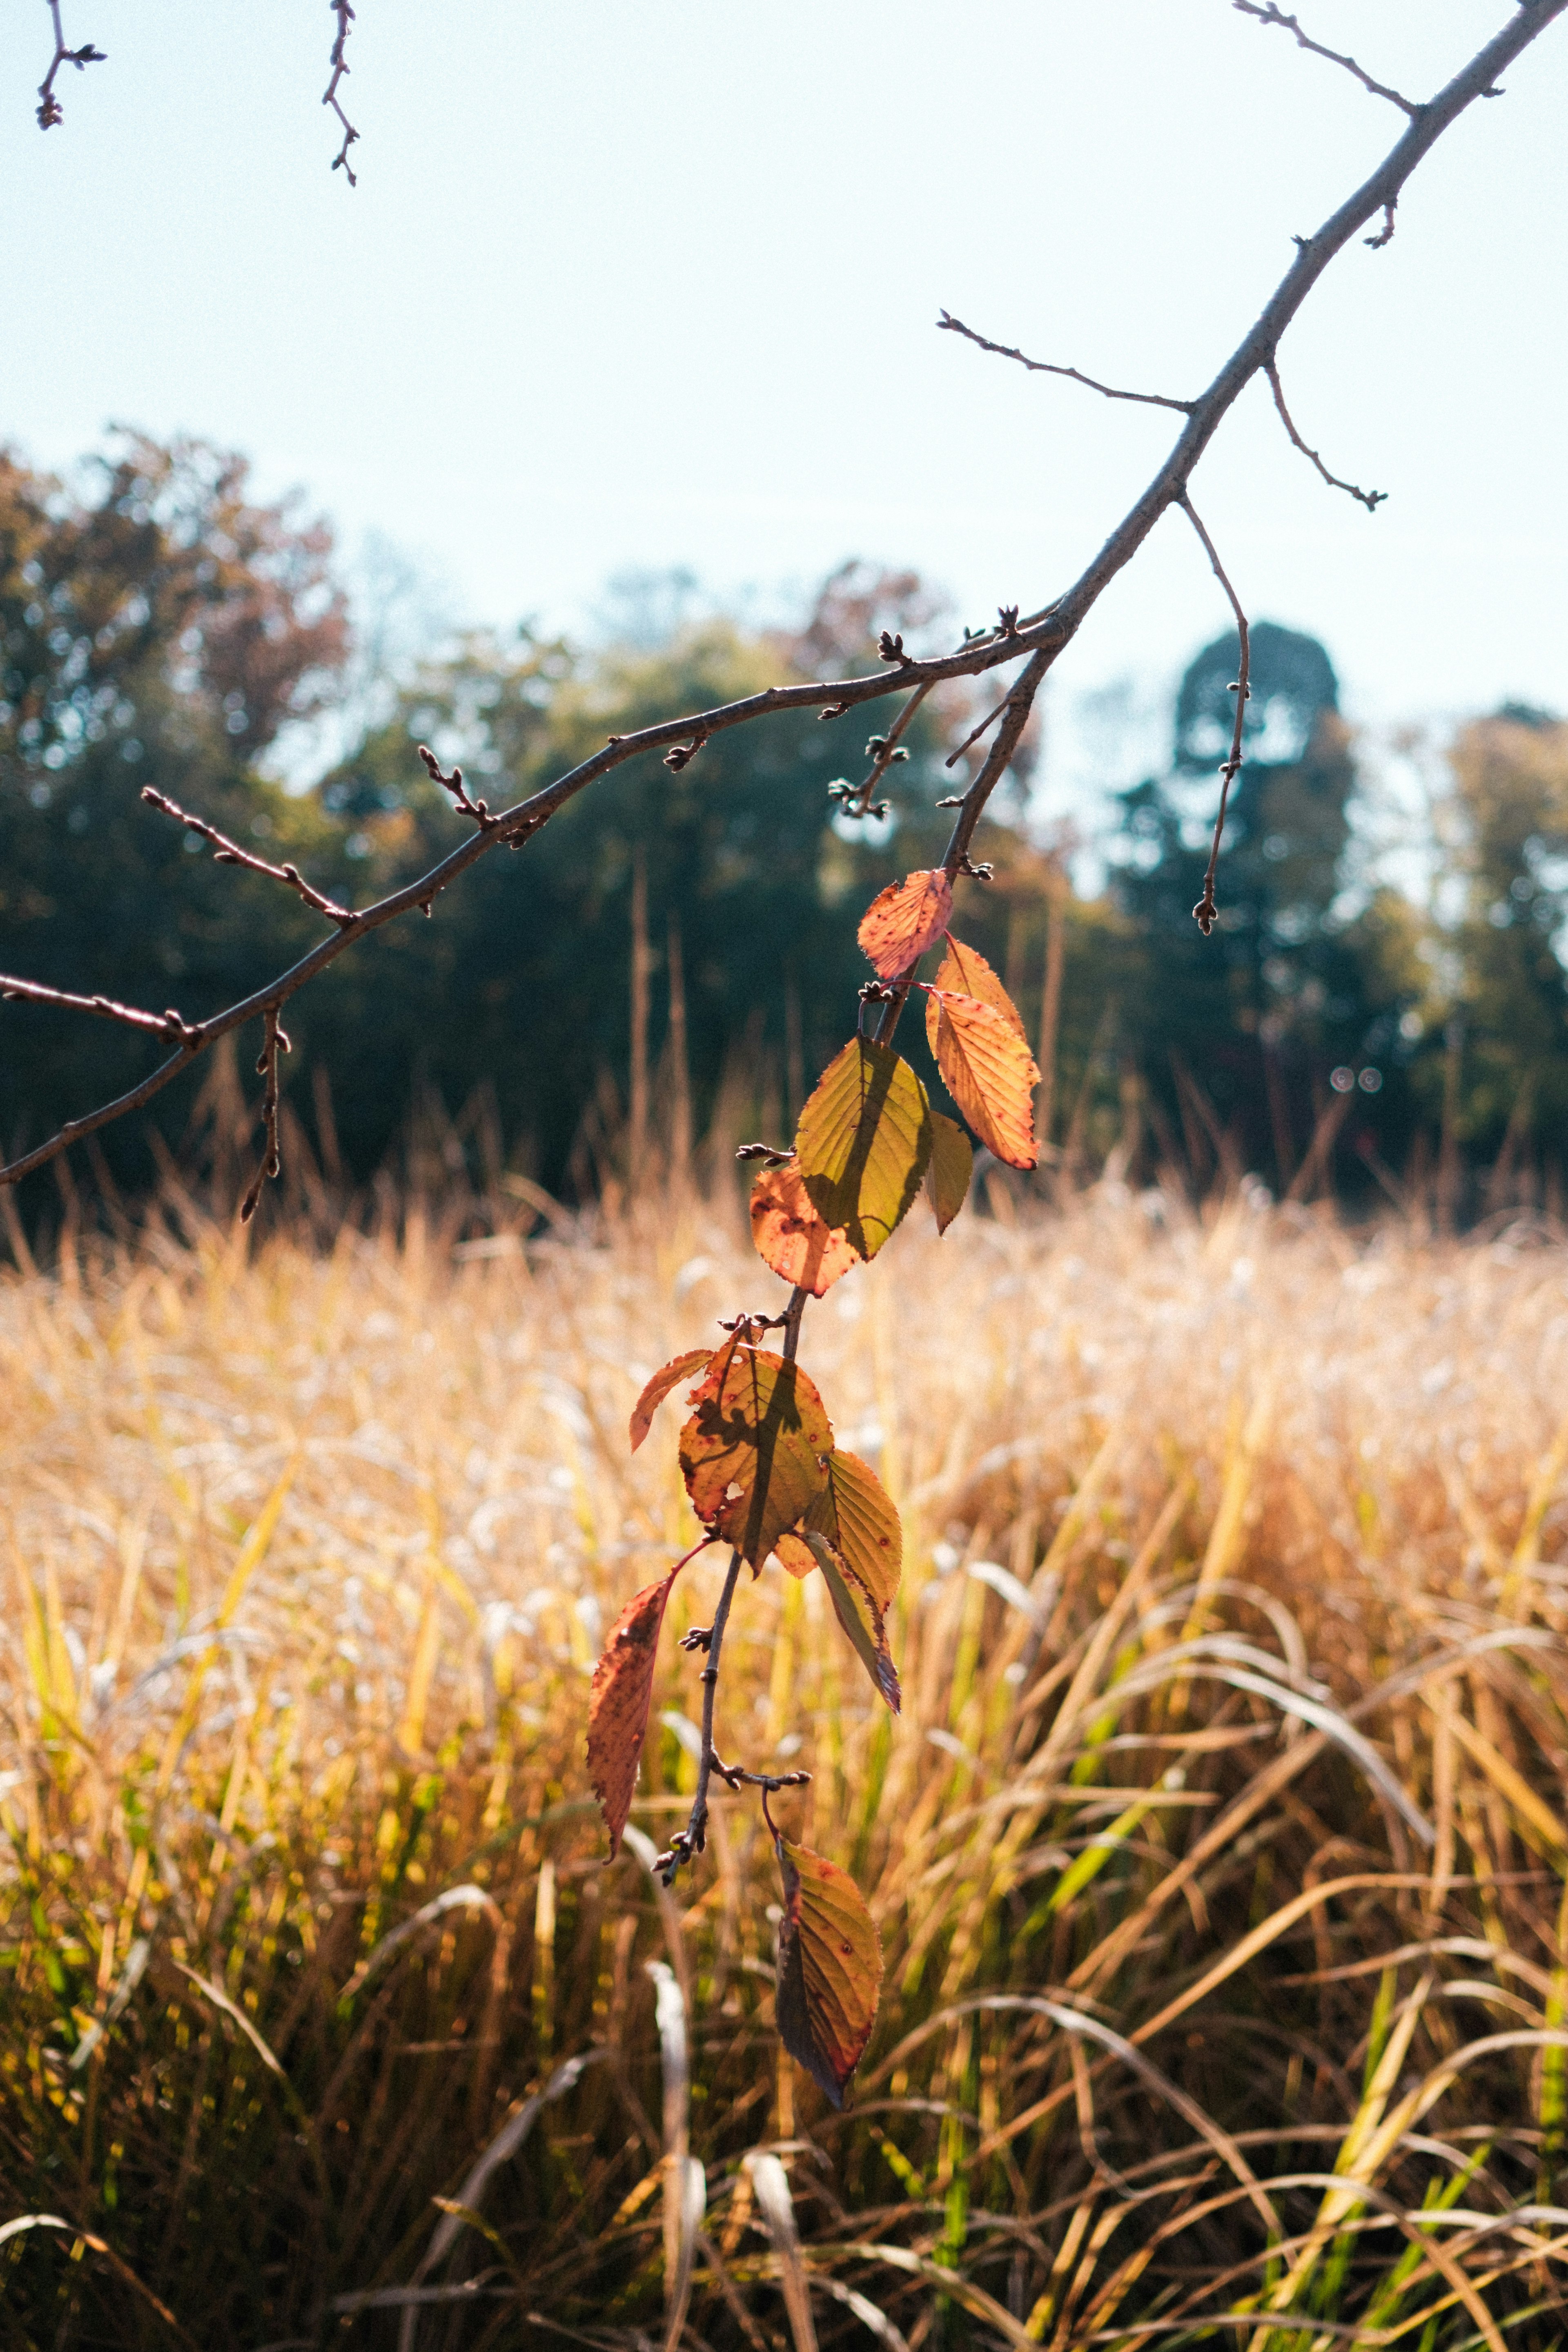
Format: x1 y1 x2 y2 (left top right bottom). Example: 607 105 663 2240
805 1449 902 1610
924 1111 973 1234
795 1039 931 1260
774 1835 882 2108
801 1532 901 1714
679 1339 833 1570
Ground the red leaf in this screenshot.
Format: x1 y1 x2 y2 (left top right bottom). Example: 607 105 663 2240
629 1350 713 1453
774 1835 882 2107
749 1164 858 1298
588 1568 679 1856
856 869 953 980
927 991 1041 1171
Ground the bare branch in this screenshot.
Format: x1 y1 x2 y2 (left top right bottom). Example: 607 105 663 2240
831 682 931 822
36 0 105 130
4 0 1565 1195
141 787 354 927
1179 496 1252 939
0 977 197 1047
938 310 1193 415
239 1007 290 1223
323 0 359 185
416 745 500 828
655 1549 744 1884
1265 358 1385 512
1233 1 1418 116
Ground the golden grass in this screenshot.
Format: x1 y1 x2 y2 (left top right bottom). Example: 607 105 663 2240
5 1180 1568 2349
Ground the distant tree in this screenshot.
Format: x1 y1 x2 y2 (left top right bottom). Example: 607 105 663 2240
0 436 347 1180
1112 621 1405 1191
1439 710 1568 1195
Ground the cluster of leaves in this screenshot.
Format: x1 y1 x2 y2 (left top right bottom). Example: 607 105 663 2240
586 871 1040 2103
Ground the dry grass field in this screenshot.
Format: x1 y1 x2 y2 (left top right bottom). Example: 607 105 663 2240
5 1176 1568 2349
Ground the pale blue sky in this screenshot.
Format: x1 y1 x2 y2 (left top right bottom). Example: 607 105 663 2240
4 1 1566 805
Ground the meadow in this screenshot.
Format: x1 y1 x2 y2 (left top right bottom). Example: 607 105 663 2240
5 1168 1568 2350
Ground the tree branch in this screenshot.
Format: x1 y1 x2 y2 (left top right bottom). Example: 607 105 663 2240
323 0 359 184
0 977 198 1047
1180 495 1252 939
141 787 355 926
1232 1 1418 116
36 0 105 129
937 310 1193 414
1264 359 1386 511
239 1006 289 1223
656 1548 744 1884
4 0 1564 1194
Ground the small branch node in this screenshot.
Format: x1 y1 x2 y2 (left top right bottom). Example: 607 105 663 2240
418 744 499 829
664 728 709 772
36 2 105 129
1364 199 1398 250
240 1006 286 1223
877 630 914 667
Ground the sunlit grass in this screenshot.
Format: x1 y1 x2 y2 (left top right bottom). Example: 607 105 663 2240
4 1178 1568 2348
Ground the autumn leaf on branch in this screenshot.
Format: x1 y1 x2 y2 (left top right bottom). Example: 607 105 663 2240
629 1349 714 1452
928 935 1028 1037
926 990 1041 1171
749 1162 858 1298
794 1039 931 1261
856 868 953 980
588 1564 684 1856
679 1341 833 1570
925 1109 973 1233
801 1532 901 1711
773 1834 882 2108
804 1448 902 1610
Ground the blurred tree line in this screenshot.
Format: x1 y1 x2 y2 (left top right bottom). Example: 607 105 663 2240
4 434 1568 1225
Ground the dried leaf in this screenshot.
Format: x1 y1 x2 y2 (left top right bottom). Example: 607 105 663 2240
927 936 1027 1038
802 1532 901 1713
775 1835 882 2108
749 1164 858 1298
924 1110 972 1235
679 1341 833 1570
588 1568 679 1855
795 1039 931 1260
927 991 1040 1171
773 1531 818 1581
805 1449 902 1611
630 1350 713 1453
857 869 953 980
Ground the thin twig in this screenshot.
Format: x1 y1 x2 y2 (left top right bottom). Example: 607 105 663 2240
36 0 105 129
655 1550 744 1884
938 310 1194 414
830 681 931 821
1179 496 1251 939
4 0 1564 1195
141 788 355 926
239 1006 290 1223
417 745 501 829
944 688 1013 771
1264 359 1385 511
0 977 198 1047
1232 2 1418 116
323 0 359 184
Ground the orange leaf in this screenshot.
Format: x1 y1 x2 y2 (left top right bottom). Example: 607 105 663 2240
925 1110 973 1234
749 1164 858 1298
856 869 953 980
679 1342 833 1570
927 991 1040 1171
926 936 1026 1038
805 1450 902 1611
774 1835 882 2107
588 1567 679 1856
629 1350 713 1453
